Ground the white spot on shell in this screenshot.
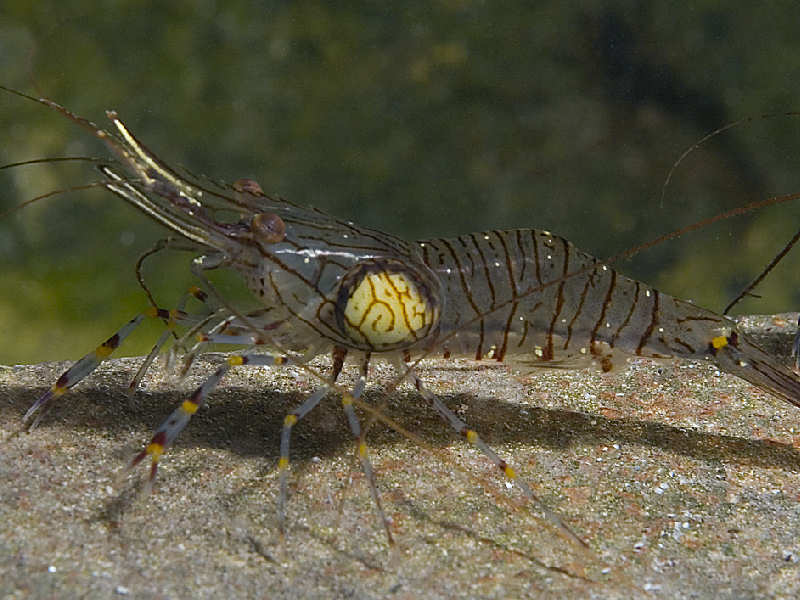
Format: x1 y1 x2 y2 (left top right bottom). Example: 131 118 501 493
483 234 490 240
645 290 652 297
303 257 310 264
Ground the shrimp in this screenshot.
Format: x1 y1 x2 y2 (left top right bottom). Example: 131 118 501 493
4 86 800 555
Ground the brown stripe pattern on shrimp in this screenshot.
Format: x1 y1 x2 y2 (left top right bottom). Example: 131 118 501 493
4 85 800 555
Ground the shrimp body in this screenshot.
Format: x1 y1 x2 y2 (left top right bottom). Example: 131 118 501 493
64 101 800 408
7 88 800 548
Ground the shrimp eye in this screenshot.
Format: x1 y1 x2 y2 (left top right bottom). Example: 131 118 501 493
233 178 265 196
252 212 286 244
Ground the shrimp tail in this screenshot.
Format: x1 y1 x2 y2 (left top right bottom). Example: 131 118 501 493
711 330 800 409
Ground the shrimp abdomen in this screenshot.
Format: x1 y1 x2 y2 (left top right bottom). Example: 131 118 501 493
420 228 800 409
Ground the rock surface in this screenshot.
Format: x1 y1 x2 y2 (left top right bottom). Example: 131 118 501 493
1 314 800 599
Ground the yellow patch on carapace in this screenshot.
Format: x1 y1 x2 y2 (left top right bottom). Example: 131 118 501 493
711 335 728 349
181 400 199 414
342 270 435 348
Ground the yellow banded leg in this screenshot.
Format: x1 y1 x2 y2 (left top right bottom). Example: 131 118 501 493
340 371 393 544
128 286 212 393
128 353 287 492
22 312 153 429
277 385 329 533
177 309 286 381
190 303 287 351
194 316 286 347
396 360 588 554
23 298 212 430
172 314 240 380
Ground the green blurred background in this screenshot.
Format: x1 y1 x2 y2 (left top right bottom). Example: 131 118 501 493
2 2 800 364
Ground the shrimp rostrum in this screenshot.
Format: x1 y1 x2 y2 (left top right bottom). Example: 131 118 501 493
9 88 800 549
